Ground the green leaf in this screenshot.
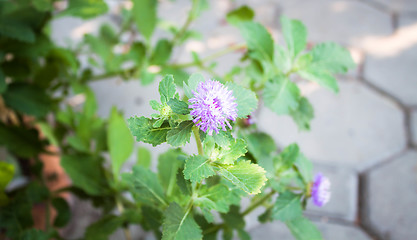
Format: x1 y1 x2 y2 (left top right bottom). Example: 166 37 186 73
122 165 167 207
286 217 323 240
239 21 274 61
275 144 300 170
237 229 251 240
218 160 267 194
298 68 339 93
0 69 6 94
263 77 300 115
85 215 125 240
217 139 248 165
281 15 307 59
3 83 52 118
158 149 182 195
159 75 177 103
272 191 302 221
195 184 231 213
137 146 151 168
212 131 233 147
183 73 204 99
290 97 314 131
132 0 157 40
162 202 203 240
242 132 276 176
128 116 170 146
0 162 14 190
310 42 355 74
61 155 110 196
226 5 254 25
184 155 215 183
33 0 52 11
226 83 258 118
176 169 192 196
61 0 108 19
150 39 173 65
0 20 35 43
220 205 245 229
294 153 313 183
19 229 49 240
0 123 44 158
167 98 190 115
167 120 194 147
108 107 134 177
52 197 71 228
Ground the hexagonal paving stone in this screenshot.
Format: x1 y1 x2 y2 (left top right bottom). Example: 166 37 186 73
258 79 407 170
371 0 417 12
277 0 392 48
248 221 372 240
306 164 358 221
362 150 417 240
411 109 417 146
363 15 417 106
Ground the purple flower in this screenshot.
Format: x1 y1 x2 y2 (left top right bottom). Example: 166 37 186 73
189 79 238 135
311 173 331 207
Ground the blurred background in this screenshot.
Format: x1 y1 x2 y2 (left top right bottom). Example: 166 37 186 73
3 0 417 239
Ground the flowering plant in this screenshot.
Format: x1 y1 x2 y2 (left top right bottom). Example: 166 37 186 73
0 1 353 239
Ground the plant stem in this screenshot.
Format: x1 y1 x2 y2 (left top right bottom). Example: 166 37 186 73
172 0 200 45
192 126 204 155
116 197 132 240
203 223 225 235
242 190 276 216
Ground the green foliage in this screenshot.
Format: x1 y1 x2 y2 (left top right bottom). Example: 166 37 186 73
108 107 134 177
132 0 157 40
184 155 215 183
122 165 167 207
286 217 323 240
218 160 267 194
162 202 203 240
0 1 353 238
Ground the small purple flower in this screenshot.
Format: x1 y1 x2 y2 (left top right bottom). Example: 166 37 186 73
311 173 331 207
189 79 238 135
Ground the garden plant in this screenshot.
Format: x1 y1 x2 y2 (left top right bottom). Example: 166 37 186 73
0 0 354 239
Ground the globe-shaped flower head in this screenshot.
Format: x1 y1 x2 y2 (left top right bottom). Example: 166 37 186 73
189 80 238 135
311 173 331 207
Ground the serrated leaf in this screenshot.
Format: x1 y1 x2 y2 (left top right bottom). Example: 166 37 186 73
147 124 171 146
310 42 355 74
159 75 176 103
226 83 258 118
281 15 307 59
183 73 204 99
286 217 323 240
85 215 124 240
108 107 134 177
239 21 274 61
275 144 300 170
150 100 161 111
162 202 203 240
195 184 231 213
158 149 182 196
290 97 314 131
226 5 254 25
272 191 302 221
128 116 171 146
184 155 215 183
176 169 192 196
132 0 157 40
212 130 233 147
137 146 151 168
218 160 267 194
263 77 300 115
167 120 194 147
167 98 190 115
61 0 108 19
150 39 173 65
122 165 167 207
217 139 248 165
153 118 165 128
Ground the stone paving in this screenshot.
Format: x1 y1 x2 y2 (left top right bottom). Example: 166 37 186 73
51 0 417 239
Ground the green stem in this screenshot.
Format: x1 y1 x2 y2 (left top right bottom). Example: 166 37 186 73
116 197 132 240
203 223 224 235
192 126 204 155
172 0 200 45
242 190 276 216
